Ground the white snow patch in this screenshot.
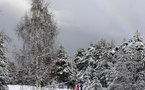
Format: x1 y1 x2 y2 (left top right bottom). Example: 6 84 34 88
8 85 107 90
8 85 71 90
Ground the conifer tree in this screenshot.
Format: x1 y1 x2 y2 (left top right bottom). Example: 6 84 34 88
108 31 145 90
7 61 17 85
52 45 71 83
73 40 116 88
0 32 10 90
74 48 86 72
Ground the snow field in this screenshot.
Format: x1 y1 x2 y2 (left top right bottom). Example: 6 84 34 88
8 85 71 90
8 85 107 90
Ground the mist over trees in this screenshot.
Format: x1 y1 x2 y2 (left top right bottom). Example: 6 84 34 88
1 0 145 90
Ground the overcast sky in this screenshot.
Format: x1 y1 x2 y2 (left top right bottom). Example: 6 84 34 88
1 0 145 56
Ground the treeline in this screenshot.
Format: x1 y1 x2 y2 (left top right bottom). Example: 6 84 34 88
6 31 145 90
0 0 145 90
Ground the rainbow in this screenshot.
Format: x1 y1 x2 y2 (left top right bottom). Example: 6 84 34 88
94 0 136 37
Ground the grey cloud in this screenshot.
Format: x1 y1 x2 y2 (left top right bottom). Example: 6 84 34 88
1 0 145 56
0 0 30 60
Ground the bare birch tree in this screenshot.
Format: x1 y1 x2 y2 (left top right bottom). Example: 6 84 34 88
16 0 57 87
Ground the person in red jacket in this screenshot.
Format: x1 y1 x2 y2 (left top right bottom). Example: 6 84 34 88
77 84 79 90
72 83 75 90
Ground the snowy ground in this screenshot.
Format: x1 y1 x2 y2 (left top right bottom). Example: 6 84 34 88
8 85 70 90
8 85 107 90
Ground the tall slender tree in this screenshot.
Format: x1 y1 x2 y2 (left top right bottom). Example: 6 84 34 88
16 0 57 87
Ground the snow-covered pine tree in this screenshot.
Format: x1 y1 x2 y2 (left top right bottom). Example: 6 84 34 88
73 44 103 89
74 48 86 73
108 31 145 90
7 61 17 85
16 0 57 87
73 47 91 83
95 59 115 88
0 32 10 90
52 45 71 84
74 40 115 89
86 76 103 90
90 40 115 87
82 63 103 90
80 44 104 90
